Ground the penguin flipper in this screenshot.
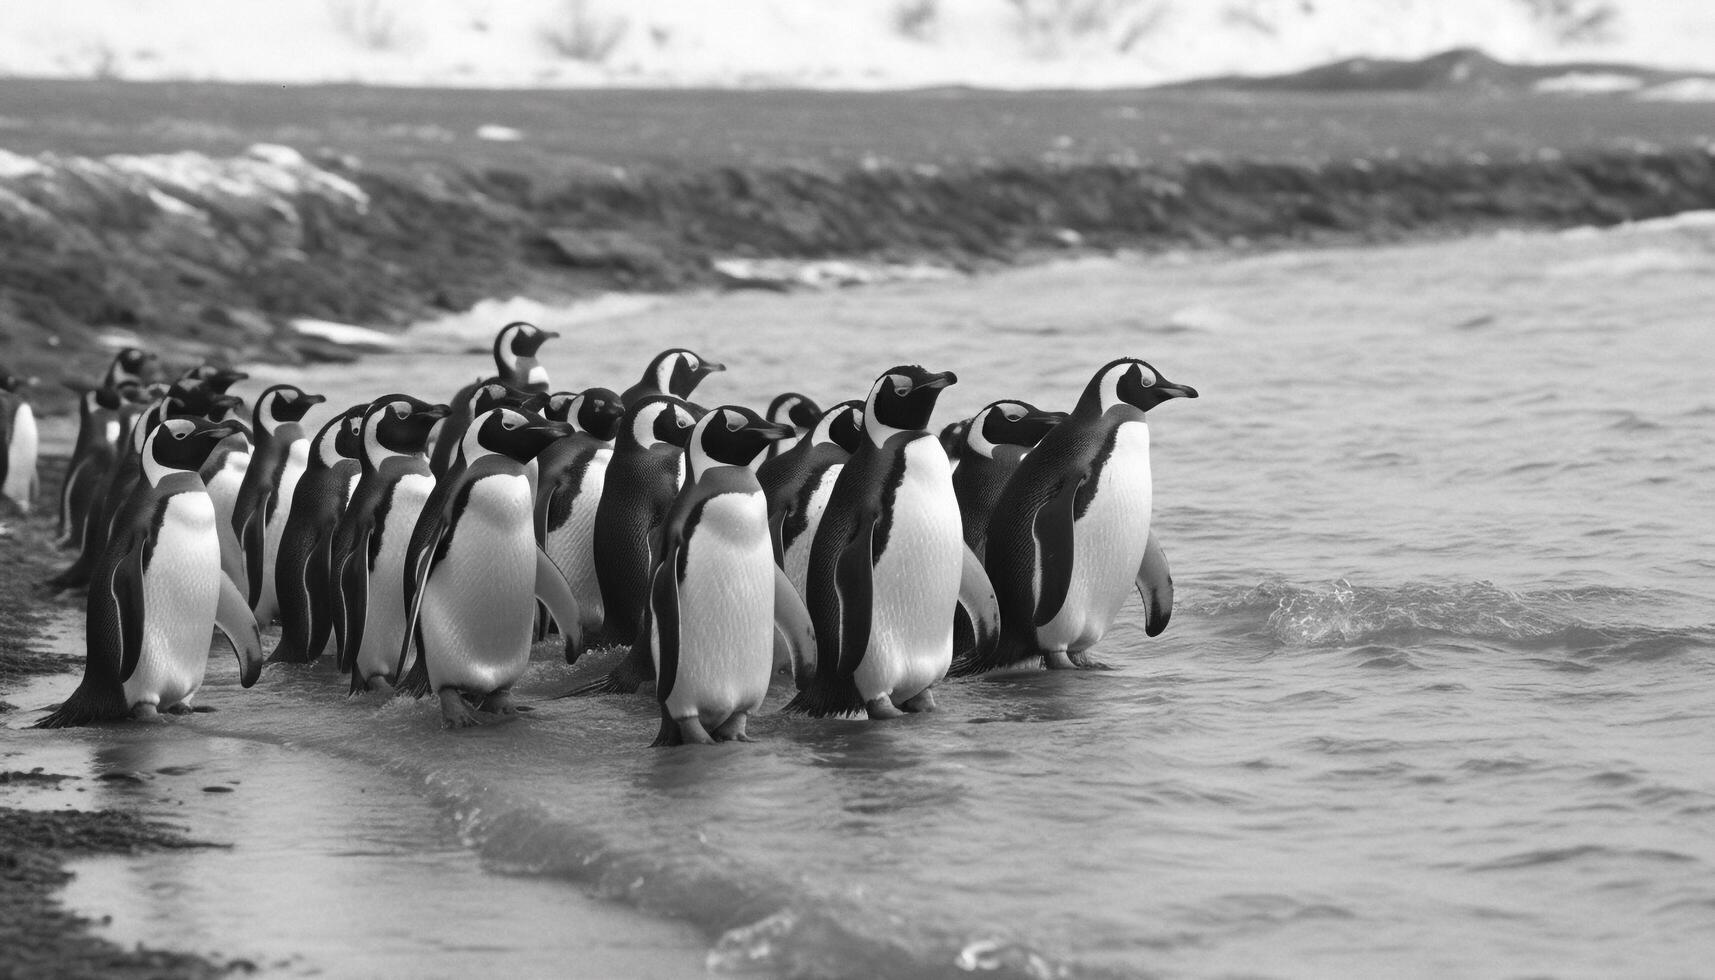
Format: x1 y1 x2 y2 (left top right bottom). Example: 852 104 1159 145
649 556 680 705
335 525 372 675
109 536 148 684
956 543 1001 661
772 565 816 689
35 533 144 728
833 516 877 678
1031 473 1086 629
397 504 450 685
213 572 265 688
239 487 269 608
1136 529 1174 637
215 514 250 608
535 546 585 663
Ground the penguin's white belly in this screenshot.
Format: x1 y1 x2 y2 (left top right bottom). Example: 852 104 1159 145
658 492 775 724
356 474 433 680
255 442 309 626
1039 422 1153 653
856 440 960 704
206 450 249 532
423 473 536 694
4 402 38 511
103 418 121 450
783 463 842 601
124 493 221 709
544 451 609 629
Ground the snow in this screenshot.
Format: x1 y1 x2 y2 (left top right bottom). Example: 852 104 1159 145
0 0 1710 90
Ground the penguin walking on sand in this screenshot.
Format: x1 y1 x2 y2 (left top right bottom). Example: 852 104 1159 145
757 399 864 600
784 366 1000 720
954 358 1197 676
619 348 726 406
397 406 583 727
952 399 1066 557
232 385 327 626
34 416 265 728
270 404 366 664
573 395 701 695
536 388 627 641
0 369 39 514
762 392 821 461
331 395 449 694
431 321 558 478
648 406 814 746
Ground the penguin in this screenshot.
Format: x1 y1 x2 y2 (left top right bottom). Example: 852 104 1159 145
232 385 327 626
0 369 39 515
955 358 1197 676
937 419 970 464
397 407 583 727
185 366 252 533
269 404 366 664
756 400 864 601
647 406 814 746
55 383 133 546
952 400 1067 557
619 348 726 406
99 346 161 391
33 416 265 728
572 394 701 695
51 379 241 592
784 367 1000 719
330 395 449 694
431 322 558 477
762 392 821 461
535 388 626 643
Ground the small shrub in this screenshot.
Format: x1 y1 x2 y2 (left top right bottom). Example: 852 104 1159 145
540 0 630 63
328 0 409 51
893 0 941 42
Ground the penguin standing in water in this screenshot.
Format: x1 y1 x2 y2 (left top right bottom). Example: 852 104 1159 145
34 417 265 728
952 399 1066 557
785 367 999 719
536 388 627 642
756 399 864 600
955 358 1197 676
431 322 558 478
762 392 821 461
619 348 726 406
270 404 365 664
574 395 700 695
0 369 39 514
232 385 326 626
648 406 813 746
331 395 448 694
398 407 582 727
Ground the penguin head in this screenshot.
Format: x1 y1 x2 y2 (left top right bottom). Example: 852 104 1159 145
256 384 327 433
144 416 241 479
966 400 1066 459
623 395 701 451
1082 358 1199 418
864 365 956 443
105 347 161 388
494 322 557 390
767 392 823 433
364 395 450 461
648 348 726 400
938 419 970 462
471 379 548 416
466 407 573 464
179 364 248 393
689 406 795 476
315 404 367 467
548 387 625 442
165 379 243 420
811 400 866 455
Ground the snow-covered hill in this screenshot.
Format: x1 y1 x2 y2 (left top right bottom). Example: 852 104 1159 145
2 0 1712 90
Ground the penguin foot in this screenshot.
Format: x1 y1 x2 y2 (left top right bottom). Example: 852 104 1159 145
130 703 166 724
367 676 398 698
480 690 520 717
713 712 754 742
864 696 906 720
162 703 194 716
899 688 938 713
677 715 717 745
1068 651 1113 670
438 689 501 729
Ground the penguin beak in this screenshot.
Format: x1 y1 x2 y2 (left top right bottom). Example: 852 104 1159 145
756 421 797 442
916 371 957 391
205 423 242 441
423 404 452 420
301 393 328 406
701 361 727 375
1156 382 1198 401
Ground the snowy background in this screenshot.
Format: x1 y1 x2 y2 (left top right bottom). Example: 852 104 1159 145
2 0 1712 90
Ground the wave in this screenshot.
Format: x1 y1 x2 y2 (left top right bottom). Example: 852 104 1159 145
1187 579 1715 655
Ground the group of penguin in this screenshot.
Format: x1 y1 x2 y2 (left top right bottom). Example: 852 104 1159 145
20 322 1197 745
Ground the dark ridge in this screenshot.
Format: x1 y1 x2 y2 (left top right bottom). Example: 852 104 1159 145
1167 46 1714 93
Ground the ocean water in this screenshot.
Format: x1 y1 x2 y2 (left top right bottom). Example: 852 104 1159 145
9 214 1715 979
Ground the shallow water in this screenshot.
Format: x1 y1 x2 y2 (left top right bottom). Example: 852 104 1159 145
9 214 1715 978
